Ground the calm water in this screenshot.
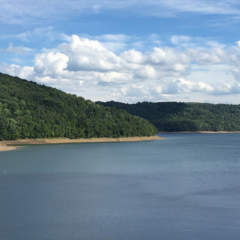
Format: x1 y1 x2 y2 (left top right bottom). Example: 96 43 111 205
0 134 240 240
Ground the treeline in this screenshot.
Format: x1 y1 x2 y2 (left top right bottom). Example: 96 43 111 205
0 73 157 140
97 101 240 132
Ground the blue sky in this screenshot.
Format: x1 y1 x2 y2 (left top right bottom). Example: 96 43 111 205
1 0 240 103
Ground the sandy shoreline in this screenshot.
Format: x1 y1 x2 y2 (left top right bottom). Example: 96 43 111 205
0 136 162 152
0 144 18 152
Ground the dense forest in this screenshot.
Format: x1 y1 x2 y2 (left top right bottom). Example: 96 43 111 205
98 101 240 132
0 73 157 140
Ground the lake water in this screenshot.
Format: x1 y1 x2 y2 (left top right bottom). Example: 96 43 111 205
0 133 240 240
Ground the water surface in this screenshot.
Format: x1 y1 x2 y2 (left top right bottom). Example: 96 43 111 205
0 134 240 240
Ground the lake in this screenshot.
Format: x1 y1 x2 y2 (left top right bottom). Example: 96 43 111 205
0 133 240 240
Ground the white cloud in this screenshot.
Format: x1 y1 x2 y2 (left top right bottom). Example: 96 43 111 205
121 50 144 64
0 0 240 24
35 52 69 76
160 0 240 15
97 34 129 42
60 35 122 72
14 27 58 42
2 34 240 103
0 64 34 79
164 78 214 94
6 43 33 55
171 35 191 46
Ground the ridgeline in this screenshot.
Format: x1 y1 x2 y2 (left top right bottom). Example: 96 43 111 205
98 101 240 132
0 73 157 140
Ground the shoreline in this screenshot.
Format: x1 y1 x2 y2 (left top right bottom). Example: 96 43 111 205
159 131 240 134
0 144 18 152
0 136 162 152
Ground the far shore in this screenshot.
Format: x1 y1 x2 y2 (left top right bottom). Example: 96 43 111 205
159 131 240 134
0 136 162 152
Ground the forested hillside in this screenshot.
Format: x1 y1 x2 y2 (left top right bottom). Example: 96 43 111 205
98 101 240 132
0 73 157 140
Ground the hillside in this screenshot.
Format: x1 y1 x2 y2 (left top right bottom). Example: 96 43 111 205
0 73 157 140
97 101 240 132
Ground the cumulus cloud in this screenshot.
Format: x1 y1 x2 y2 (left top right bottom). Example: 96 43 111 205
2 34 240 103
35 52 69 76
59 35 122 72
0 64 34 80
121 49 144 64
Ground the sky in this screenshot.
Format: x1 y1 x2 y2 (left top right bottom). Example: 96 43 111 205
1 0 240 103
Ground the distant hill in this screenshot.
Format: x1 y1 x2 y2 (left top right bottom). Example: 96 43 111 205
0 73 157 140
97 101 240 132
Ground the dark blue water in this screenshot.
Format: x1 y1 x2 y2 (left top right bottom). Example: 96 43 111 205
0 134 240 240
